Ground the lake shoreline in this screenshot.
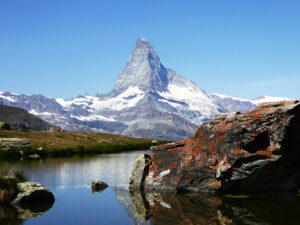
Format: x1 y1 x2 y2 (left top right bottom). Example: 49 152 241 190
0 141 167 159
0 130 169 159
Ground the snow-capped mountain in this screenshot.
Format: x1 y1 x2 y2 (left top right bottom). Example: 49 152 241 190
211 93 291 113
210 93 256 113
251 96 290 105
0 38 292 140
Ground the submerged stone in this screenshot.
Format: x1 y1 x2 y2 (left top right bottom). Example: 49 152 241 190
91 180 109 193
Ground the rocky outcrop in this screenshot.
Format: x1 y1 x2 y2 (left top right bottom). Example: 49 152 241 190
12 182 55 205
129 154 151 190
0 138 30 148
91 180 109 193
131 100 300 192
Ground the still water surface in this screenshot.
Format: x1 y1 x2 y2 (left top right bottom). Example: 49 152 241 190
0 151 299 225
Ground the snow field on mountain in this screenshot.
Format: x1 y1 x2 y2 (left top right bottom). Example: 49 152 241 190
56 87 145 111
159 84 220 115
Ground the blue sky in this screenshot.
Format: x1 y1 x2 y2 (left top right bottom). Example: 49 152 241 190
0 0 299 99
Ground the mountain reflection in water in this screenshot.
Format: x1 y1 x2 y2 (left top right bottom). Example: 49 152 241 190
0 151 299 225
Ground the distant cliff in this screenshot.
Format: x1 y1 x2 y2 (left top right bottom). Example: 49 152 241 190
130 100 300 192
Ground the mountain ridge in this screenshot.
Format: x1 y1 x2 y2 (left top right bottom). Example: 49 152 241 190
0 104 55 131
0 38 293 140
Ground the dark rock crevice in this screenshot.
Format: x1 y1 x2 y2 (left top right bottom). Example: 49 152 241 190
242 132 270 153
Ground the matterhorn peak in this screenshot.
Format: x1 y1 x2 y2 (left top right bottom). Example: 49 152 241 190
136 37 153 49
113 38 168 95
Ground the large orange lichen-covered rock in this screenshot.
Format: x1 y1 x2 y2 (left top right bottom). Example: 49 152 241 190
138 100 300 192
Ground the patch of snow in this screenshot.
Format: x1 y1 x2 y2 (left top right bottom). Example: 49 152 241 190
251 96 290 105
139 37 147 42
29 109 54 116
91 86 145 111
71 114 115 122
57 87 144 111
158 99 182 108
0 93 17 102
159 84 219 115
56 98 73 108
211 93 251 102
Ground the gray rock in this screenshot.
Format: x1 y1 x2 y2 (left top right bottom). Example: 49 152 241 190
129 154 151 190
0 138 30 148
28 154 40 159
142 101 300 192
130 190 151 221
12 182 55 205
91 180 109 193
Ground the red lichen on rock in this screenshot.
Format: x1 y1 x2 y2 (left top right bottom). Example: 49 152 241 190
143 100 300 192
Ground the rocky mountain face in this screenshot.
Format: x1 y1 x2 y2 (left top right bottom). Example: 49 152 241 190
129 100 300 192
0 38 288 140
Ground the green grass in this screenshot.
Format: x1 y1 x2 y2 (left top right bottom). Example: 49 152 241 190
0 171 28 203
0 140 168 158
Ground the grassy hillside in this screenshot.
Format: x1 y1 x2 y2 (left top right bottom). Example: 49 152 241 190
0 130 168 158
0 130 154 149
0 105 56 131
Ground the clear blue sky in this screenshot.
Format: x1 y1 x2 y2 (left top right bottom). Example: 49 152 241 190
0 0 299 99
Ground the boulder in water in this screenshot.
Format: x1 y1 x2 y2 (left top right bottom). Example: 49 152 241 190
91 180 109 193
12 182 55 205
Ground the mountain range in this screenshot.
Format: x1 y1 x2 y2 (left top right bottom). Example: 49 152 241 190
0 38 291 140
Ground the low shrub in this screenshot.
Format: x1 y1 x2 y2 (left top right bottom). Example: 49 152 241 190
0 177 18 203
13 170 28 182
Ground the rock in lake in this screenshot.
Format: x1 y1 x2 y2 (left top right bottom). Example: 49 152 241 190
129 154 151 190
131 100 300 192
91 180 109 193
12 182 55 205
28 154 40 159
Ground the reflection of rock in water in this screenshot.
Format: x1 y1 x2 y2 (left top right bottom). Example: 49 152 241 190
0 204 23 225
0 201 54 225
126 191 299 225
145 192 224 225
221 194 300 225
114 188 153 225
130 190 151 221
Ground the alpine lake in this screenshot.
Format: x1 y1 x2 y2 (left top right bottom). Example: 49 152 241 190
0 150 299 225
